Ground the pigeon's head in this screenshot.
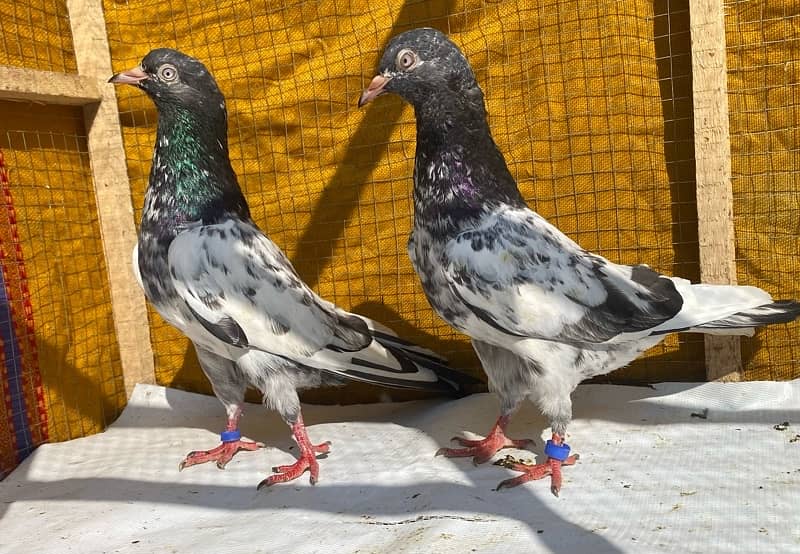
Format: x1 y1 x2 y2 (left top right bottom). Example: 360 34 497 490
358 28 483 112
109 48 225 115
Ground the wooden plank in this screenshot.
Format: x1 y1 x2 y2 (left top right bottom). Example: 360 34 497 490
0 65 101 105
690 0 741 382
66 0 155 397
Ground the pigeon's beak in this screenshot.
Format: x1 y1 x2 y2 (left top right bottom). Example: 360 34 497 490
108 66 149 85
358 74 392 107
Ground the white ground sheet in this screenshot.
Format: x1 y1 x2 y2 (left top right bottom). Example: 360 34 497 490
1 381 799 553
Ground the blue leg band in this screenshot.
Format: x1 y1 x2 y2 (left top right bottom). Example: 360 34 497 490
544 439 571 461
220 430 241 443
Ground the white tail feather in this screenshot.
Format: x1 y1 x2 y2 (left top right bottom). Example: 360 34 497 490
647 278 773 336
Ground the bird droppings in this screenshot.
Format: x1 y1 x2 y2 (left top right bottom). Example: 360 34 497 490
774 421 791 431
789 435 800 443
494 454 534 468
690 409 709 419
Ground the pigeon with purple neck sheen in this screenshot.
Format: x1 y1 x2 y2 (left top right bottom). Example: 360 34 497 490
110 47 480 489
359 27 800 496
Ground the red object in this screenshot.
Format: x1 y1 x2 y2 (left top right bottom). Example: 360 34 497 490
0 148 47 479
435 414 535 464
495 433 580 496
258 414 331 489
179 408 263 471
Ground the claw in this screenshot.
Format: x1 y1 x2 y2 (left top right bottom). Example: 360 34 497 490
178 438 263 471
437 416 534 465
258 414 329 490
493 436 579 495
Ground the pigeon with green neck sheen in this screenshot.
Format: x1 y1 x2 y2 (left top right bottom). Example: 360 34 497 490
360 28 800 496
110 48 479 489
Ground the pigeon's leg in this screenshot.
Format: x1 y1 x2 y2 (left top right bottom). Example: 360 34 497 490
179 405 265 470
258 412 331 489
437 340 534 464
180 346 264 471
494 432 579 496
436 414 535 465
495 399 579 496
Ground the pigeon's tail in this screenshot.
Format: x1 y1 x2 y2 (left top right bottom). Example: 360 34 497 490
647 278 800 338
292 316 483 396
370 336 484 397
358 315 484 396
688 300 800 336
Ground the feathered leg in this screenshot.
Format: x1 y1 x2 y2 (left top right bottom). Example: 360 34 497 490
179 346 264 470
436 340 535 464
496 383 580 496
256 373 331 488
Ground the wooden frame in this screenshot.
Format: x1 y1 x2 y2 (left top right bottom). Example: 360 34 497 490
0 1 156 398
690 0 742 381
67 0 156 397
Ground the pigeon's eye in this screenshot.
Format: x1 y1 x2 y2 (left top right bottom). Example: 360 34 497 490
396 49 418 71
158 64 179 82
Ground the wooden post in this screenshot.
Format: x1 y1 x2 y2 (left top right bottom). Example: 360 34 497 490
690 0 741 381
0 66 101 105
66 0 155 397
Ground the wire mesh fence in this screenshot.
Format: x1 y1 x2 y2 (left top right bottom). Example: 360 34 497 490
0 0 77 73
1 0 799 476
103 0 709 397
726 0 800 380
0 101 126 477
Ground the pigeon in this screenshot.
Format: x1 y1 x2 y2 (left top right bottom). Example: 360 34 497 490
109 48 478 489
359 27 800 495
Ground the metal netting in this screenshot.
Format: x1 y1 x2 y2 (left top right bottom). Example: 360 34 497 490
0 101 126 477
103 0 705 395
726 0 800 380
0 0 77 72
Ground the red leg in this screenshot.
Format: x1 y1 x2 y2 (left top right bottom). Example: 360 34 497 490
494 433 579 496
436 415 535 465
258 414 331 489
179 407 264 470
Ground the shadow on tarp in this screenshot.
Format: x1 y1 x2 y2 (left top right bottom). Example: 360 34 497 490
0 476 624 554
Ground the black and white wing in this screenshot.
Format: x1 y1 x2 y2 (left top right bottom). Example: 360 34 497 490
167 218 472 393
443 207 779 345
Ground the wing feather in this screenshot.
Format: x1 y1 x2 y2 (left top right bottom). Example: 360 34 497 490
168 219 363 359
443 208 683 344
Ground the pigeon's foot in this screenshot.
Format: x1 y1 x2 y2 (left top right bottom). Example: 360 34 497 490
435 415 534 465
493 434 579 496
179 433 264 471
257 414 331 489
